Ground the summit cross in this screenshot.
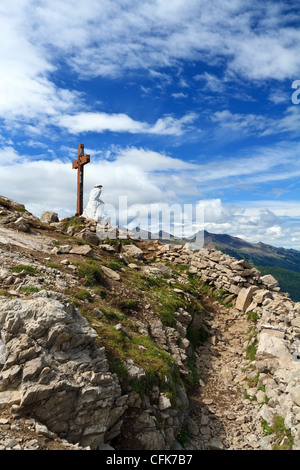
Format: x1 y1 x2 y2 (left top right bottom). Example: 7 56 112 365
72 144 90 216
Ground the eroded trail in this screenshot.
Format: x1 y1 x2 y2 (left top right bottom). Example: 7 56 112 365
186 296 265 450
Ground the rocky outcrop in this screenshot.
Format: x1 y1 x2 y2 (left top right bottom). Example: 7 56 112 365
0 288 191 450
40 211 59 225
154 244 280 298
250 294 300 449
0 291 124 449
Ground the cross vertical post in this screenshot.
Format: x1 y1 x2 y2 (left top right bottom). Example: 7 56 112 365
72 144 90 216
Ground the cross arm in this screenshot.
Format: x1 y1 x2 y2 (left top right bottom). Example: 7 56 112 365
72 153 90 169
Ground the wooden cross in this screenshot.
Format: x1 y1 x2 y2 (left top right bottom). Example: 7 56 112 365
72 144 90 216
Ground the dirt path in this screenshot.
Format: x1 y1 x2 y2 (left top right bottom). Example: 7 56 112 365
186 295 265 450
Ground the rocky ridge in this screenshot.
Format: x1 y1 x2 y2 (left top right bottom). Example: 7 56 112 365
0 196 299 450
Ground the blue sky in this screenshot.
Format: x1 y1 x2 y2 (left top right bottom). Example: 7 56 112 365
0 0 300 248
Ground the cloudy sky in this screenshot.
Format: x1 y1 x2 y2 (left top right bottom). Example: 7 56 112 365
0 0 300 248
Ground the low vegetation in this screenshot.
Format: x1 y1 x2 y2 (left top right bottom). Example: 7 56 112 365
20 286 40 293
12 265 37 275
77 259 106 287
261 415 294 450
89 306 181 404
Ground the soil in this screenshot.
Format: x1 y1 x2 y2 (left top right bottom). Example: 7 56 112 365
186 294 264 450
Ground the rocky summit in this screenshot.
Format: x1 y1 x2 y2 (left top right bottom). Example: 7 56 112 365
0 195 300 451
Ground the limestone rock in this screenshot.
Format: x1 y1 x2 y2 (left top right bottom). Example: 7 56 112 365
290 387 300 407
99 244 116 253
125 359 146 381
252 289 273 304
14 217 30 232
69 245 94 256
159 394 171 411
256 331 291 363
235 286 258 312
0 390 21 410
101 265 121 281
122 244 144 260
40 211 59 224
78 230 99 246
51 244 72 254
231 259 251 270
260 274 279 289
0 296 123 449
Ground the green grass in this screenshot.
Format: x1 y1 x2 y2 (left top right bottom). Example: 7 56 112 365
99 305 127 322
246 311 259 323
0 289 14 297
63 216 85 230
77 259 105 286
91 312 181 402
14 206 26 212
0 197 27 213
20 285 40 293
108 261 122 271
261 416 294 450
12 265 37 275
156 292 185 327
46 262 61 269
245 338 258 361
150 278 203 327
272 416 294 450
124 269 204 327
176 426 191 447
74 289 94 301
245 325 258 361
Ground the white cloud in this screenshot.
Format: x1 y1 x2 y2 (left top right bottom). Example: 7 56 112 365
147 113 197 136
1 0 299 112
194 72 226 93
0 146 23 164
0 2 81 125
200 199 300 248
58 111 197 136
193 143 300 190
171 92 188 99
210 107 300 137
0 0 298 143
111 147 198 172
59 113 146 135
